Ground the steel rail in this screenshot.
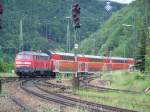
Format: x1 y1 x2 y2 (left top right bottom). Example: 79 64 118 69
43 77 139 94
82 77 140 94
21 80 138 112
0 77 22 84
10 95 37 112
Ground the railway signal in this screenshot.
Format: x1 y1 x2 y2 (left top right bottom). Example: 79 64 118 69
0 4 3 15
0 3 3 29
72 2 81 89
72 3 80 28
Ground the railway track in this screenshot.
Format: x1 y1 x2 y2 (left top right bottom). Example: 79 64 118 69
38 81 71 90
21 80 138 112
43 76 139 94
81 76 140 94
10 95 37 112
0 77 20 83
0 77 39 112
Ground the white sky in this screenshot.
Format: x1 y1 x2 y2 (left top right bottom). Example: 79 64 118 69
109 0 135 4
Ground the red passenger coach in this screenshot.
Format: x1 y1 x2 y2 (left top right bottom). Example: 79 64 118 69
50 52 77 73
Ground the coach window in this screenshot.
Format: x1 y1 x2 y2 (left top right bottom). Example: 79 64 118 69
40 56 42 60
33 55 35 60
36 56 39 60
66 56 74 60
36 56 38 60
49 54 51 59
45 56 48 60
90 58 103 62
44 56 47 60
39 56 42 60
45 56 47 60
112 59 127 63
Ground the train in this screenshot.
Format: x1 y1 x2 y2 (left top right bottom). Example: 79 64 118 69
15 51 135 77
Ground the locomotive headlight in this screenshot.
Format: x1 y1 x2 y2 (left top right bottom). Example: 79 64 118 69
24 62 31 64
16 61 31 65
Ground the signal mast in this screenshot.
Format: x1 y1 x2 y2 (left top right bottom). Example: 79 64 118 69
72 1 80 89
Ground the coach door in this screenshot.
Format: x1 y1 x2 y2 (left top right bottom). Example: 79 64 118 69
78 62 88 72
53 60 59 72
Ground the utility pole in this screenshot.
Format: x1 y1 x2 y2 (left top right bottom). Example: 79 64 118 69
144 0 150 72
105 1 112 73
92 39 96 55
0 2 3 91
19 19 24 52
0 79 1 94
138 0 149 72
66 17 71 53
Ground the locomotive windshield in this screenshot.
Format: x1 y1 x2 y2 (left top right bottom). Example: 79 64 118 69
16 54 31 60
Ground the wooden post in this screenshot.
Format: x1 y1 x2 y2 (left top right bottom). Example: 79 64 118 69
0 79 1 94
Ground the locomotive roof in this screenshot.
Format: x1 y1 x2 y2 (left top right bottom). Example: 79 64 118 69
18 51 49 56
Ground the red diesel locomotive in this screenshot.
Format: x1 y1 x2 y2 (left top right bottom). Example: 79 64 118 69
15 51 135 77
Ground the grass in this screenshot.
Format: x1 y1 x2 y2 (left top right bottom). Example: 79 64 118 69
99 71 150 92
75 71 150 112
0 91 7 97
0 72 17 77
76 88 150 112
0 83 8 97
42 105 88 112
55 73 73 80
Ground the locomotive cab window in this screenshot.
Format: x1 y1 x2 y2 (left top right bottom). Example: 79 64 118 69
33 55 49 60
16 54 30 59
16 55 23 59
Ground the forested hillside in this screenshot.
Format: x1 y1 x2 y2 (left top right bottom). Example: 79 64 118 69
0 0 124 64
79 0 149 61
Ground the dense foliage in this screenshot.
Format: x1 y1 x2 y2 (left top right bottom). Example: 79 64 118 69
0 58 13 72
79 0 150 71
0 0 123 64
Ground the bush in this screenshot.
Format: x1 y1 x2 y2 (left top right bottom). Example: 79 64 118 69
0 59 6 72
134 74 145 80
0 58 13 72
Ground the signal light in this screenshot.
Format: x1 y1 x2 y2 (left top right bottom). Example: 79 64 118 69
0 3 3 29
72 3 80 28
0 4 3 15
0 19 2 29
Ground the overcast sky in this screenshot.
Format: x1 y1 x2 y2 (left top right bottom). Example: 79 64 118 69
110 0 135 4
